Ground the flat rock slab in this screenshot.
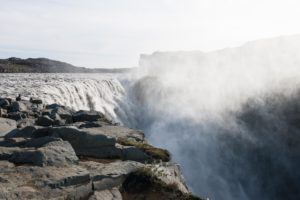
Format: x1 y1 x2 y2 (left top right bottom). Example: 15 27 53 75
0 140 79 166
0 161 92 200
81 126 144 141
0 118 16 137
80 160 144 190
33 126 116 148
73 110 105 122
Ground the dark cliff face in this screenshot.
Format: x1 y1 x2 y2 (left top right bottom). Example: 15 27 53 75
0 57 133 73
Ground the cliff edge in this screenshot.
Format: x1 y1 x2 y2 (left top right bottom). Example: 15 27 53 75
0 96 203 200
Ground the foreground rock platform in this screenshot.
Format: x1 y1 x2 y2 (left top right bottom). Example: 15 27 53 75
0 96 203 200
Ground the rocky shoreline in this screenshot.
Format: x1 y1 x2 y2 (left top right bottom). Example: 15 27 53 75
0 96 203 200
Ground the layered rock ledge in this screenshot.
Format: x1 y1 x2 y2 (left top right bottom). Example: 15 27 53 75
0 96 203 200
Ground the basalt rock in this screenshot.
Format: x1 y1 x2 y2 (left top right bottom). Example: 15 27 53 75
0 118 17 137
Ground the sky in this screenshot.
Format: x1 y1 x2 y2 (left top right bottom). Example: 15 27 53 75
1 0 300 68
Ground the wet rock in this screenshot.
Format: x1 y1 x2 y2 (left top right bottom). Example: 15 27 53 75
51 107 73 123
6 112 27 121
5 126 37 139
0 98 10 108
45 103 65 110
10 101 27 112
30 98 43 105
36 115 53 127
73 110 106 122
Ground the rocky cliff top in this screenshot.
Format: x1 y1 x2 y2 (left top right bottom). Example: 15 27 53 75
0 96 203 200
0 57 132 73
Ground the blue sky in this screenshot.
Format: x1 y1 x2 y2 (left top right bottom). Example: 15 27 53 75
1 0 300 68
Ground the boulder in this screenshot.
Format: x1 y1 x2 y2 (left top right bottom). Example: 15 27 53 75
36 115 53 127
16 118 35 128
10 101 27 112
0 98 10 108
51 107 73 123
0 118 17 137
3 140 78 166
73 110 105 122
5 126 37 139
71 121 111 129
23 136 61 148
118 144 151 162
30 98 43 105
47 113 65 126
6 112 27 121
0 137 28 147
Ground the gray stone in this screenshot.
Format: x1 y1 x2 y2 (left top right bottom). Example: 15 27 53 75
0 98 10 108
0 137 28 147
80 160 144 191
30 98 43 105
51 107 73 123
6 112 27 121
23 136 61 148
16 118 36 128
0 162 93 200
45 103 65 110
9 140 78 166
119 144 151 162
0 118 17 137
36 115 53 127
10 101 27 112
5 126 37 139
0 147 20 160
73 110 105 122
33 126 116 149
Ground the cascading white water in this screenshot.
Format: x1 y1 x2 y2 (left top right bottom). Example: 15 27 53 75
0 73 125 121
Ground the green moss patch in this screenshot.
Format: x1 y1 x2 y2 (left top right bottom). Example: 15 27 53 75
118 138 171 162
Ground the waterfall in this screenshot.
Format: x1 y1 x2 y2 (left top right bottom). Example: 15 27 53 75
0 73 125 121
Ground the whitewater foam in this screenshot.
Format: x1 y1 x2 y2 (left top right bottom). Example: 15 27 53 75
0 73 125 121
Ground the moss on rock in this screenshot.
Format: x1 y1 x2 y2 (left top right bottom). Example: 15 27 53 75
118 138 171 162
